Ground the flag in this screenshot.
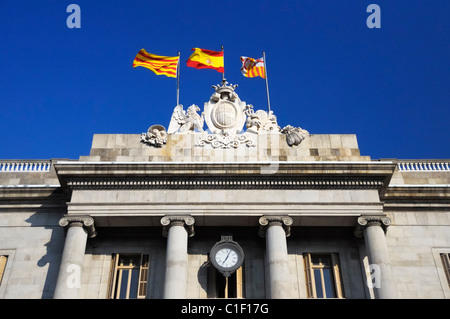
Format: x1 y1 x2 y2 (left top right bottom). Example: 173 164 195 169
186 48 224 73
240 56 265 79
132 49 179 78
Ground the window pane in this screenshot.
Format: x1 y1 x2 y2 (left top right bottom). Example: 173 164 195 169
311 255 322 265
140 266 148 282
139 282 147 297
314 269 323 298
0 256 8 286
129 268 139 299
311 255 331 267
323 269 336 298
118 270 129 299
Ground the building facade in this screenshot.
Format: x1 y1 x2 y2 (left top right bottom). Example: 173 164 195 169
0 82 449 299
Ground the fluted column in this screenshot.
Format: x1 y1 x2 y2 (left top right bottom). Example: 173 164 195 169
259 216 293 299
160 216 195 299
54 216 96 299
356 216 397 299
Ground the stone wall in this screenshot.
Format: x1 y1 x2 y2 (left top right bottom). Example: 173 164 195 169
80 133 370 162
0 210 65 298
386 211 450 298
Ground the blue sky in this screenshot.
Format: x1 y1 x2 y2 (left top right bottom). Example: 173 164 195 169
0 0 449 160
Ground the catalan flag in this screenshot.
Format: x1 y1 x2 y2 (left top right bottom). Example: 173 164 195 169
132 49 179 78
240 56 265 79
186 48 224 73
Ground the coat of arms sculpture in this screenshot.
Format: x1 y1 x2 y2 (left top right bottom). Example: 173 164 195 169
141 79 308 149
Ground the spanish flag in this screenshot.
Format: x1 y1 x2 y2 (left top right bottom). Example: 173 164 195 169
132 49 179 78
240 56 265 79
186 48 224 73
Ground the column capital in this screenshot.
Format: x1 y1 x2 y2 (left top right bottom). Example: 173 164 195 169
59 215 97 238
258 216 293 237
161 215 195 237
354 215 391 237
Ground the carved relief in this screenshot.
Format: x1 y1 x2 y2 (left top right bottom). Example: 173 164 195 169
141 124 168 147
197 131 255 149
203 80 247 135
141 80 309 148
167 104 204 134
281 125 309 146
244 104 280 133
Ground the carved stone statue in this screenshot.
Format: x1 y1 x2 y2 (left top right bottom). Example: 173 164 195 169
141 80 309 149
281 125 309 146
244 104 280 133
141 124 168 147
167 104 204 134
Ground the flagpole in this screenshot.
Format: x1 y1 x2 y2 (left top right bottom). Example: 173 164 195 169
221 45 225 83
176 51 180 106
263 51 271 114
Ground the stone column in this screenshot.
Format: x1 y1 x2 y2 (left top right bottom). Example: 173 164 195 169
259 216 293 299
160 216 195 299
54 216 96 299
356 216 397 299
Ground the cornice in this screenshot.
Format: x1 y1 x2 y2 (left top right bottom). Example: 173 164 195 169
381 185 450 210
54 160 395 173
54 161 395 191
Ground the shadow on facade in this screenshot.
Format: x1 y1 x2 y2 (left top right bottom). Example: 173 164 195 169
24 189 68 299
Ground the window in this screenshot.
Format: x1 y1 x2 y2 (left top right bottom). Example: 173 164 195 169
0 256 7 286
208 262 245 298
108 254 149 299
304 253 344 298
440 253 450 288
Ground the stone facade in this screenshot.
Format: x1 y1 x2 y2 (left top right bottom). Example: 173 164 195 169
0 83 449 299
1 135 449 299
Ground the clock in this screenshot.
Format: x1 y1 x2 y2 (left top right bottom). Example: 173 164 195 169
210 236 244 277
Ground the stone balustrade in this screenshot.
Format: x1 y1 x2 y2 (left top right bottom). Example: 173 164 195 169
0 161 52 172
397 161 449 172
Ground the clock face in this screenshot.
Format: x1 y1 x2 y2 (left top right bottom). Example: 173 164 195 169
210 240 244 276
215 247 239 269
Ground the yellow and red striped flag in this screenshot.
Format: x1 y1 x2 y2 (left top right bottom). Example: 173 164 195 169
240 56 265 79
132 49 179 78
186 48 224 73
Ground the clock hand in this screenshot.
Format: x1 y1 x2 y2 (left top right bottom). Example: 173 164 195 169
222 250 231 265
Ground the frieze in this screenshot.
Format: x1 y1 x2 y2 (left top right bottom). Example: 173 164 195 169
64 175 385 190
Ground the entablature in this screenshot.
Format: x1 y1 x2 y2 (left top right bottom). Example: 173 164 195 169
54 161 396 192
